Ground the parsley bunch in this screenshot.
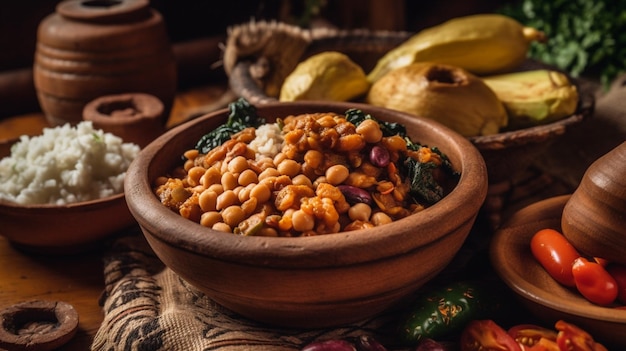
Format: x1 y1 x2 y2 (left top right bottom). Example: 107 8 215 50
500 0 626 88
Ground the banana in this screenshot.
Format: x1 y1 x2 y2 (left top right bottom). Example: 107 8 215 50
367 14 546 83
482 69 579 129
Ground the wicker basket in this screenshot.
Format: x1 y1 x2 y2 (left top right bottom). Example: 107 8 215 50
224 21 594 227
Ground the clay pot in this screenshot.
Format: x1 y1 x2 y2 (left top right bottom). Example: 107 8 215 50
34 0 177 126
83 92 165 148
124 101 488 328
561 142 626 264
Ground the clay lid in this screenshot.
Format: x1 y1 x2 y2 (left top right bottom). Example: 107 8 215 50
57 0 150 23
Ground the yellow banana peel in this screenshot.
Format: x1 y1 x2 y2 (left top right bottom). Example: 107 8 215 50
367 14 546 83
279 51 370 102
482 69 579 129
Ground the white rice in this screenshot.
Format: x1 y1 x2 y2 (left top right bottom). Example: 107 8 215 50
0 121 140 205
248 123 284 160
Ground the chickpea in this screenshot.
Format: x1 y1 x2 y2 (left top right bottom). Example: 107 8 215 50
187 166 206 187
325 164 349 185
154 176 168 187
292 209 315 232
278 208 295 231
228 156 248 174
356 119 383 143
200 211 221 227
304 150 323 169
273 152 288 166
258 227 278 237
258 167 280 181
238 169 258 186
200 167 221 187
221 206 246 228
241 197 258 216
221 171 238 190
382 135 407 152
250 183 271 203
337 134 365 152
313 175 327 189
348 203 372 222
277 159 301 178
216 190 238 210
238 183 254 203
292 174 313 188
183 159 195 172
371 212 393 226
212 222 232 233
198 189 218 212
183 149 199 160
317 114 337 128
208 183 224 195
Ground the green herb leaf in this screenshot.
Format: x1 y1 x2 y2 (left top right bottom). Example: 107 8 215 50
194 98 265 154
499 0 626 87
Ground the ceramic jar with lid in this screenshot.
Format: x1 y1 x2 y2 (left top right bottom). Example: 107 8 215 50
34 0 177 126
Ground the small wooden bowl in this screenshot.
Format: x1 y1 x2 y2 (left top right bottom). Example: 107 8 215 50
124 101 488 328
0 139 136 254
490 195 626 349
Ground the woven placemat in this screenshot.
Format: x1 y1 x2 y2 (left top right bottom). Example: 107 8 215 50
91 231 400 351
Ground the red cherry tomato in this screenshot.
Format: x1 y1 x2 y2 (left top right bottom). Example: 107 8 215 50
460 320 522 351
606 263 626 304
572 257 618 305
555 320 608 351
530 228 580 287
508 324 558 350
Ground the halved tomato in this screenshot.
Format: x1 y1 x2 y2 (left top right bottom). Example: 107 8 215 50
508 324 558 351
555 320 608 351
460 320 522 351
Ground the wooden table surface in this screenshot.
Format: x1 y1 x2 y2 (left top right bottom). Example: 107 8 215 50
0 74 622 350
0 83 232 351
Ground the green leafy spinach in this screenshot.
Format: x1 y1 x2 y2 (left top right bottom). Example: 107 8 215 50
194 98 265 154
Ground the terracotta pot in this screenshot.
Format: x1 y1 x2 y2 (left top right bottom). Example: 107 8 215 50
34 0 177 126
561 141 626 264
124 101 488 328
83 92 165 148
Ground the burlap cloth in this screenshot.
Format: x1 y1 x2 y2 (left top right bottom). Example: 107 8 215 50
91 230 402 351
91 74 625 351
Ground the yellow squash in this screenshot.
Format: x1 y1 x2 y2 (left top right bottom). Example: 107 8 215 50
367 62 508 137
482 69 579 129
367 14 546 82
279 51 370 102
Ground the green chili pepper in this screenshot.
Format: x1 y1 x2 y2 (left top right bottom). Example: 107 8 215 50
397 280 510 345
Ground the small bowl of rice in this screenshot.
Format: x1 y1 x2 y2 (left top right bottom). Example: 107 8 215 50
0 121 140 254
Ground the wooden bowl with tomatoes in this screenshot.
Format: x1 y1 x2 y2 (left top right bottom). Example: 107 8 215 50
490 195 626 349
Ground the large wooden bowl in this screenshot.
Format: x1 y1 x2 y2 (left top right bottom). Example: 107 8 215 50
490 195 626 349
0 139 136 254
124 101 488 328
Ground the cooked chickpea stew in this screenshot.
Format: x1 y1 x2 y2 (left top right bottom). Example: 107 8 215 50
155 99 459 237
